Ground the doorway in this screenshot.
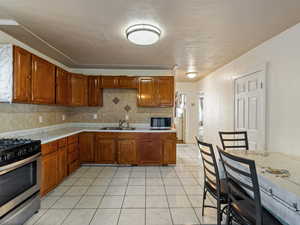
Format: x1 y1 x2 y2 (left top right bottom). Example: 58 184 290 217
198 93 205 141
174 92 187 143
234 65 266 150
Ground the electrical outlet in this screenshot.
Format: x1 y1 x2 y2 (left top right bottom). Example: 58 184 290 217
93 114 98 119
62 114 66 121
38 115 43 123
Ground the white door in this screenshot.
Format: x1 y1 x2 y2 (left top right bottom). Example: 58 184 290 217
234 69 266 150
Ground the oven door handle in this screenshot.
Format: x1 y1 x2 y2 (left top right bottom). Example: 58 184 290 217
0 152 41 175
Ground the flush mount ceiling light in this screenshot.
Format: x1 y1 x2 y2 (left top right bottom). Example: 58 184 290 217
186 72 197 79
126 24 161 45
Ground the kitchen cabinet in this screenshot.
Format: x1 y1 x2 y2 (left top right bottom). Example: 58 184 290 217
119 77 137 88
137 76 174 107
157 76 174 107
163 138 176 164
102 76 137 89
41 150 58 196
101 76 118 88
88 76 103 106
57 146 68 182
79 132 95 163
137 77 157 106
117 139 137 164
67 135 80 174
137 135 163 164
31 55 56 104
95 135 116 163
12 46 32 103
70 74 88 106
56 68 69 105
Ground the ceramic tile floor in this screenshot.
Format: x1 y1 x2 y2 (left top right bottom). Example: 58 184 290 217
25 144 222 225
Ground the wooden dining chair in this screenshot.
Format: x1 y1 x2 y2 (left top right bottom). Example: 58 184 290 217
217 146 282 225
219 131 249 150
195 137 228 225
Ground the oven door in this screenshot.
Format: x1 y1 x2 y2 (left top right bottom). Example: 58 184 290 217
0 153 41 218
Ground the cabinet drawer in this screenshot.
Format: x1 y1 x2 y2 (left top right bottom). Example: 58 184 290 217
159 133 176 140
68 135 78 144
96 133 118 139
68 150 79 163
41 141 58 155
69 160 80 174
58 138 67 148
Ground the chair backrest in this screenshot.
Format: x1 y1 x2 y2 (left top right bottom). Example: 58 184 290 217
219 131 249 150
217 145 262 225
195 137 221 197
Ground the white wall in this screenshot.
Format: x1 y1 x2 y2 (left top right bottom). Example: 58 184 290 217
176 82 198 143
197 22 300 156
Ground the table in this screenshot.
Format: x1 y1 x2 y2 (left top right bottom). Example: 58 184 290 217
218 150 300 225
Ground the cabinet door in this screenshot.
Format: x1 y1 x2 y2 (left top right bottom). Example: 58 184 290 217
157 77 174 107
101 76 118 88
41 151 58 196
117 139 137 164
163 139 176 164
56 68 69 105
137 77 157 106
13 46 32 103
88 76 103 106
70 74 88 106
31 55 55 104
95 137 116 163
138 139 162 164
79 132 95 163
119 77 137 88
57 147 68 182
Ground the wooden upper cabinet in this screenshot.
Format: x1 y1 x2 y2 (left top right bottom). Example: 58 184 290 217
137 76 174 107
13 46 32 103
31 55 56 104
119 77 137 88
70 74 88 106
88 76 103 106
101 76 119 88
55 68 69 105
137 77 157 107
101 76 137 89
157 76 174 107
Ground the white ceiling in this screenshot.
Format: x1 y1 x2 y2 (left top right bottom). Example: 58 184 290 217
1 0 300 81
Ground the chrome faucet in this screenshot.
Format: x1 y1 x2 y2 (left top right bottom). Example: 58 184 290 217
119 119 129 128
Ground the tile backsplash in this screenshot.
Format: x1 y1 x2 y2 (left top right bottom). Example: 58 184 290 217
69 89 173 123
0 89 173 133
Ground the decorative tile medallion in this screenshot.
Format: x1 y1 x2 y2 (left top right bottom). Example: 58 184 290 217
112 97 120 104
124 105 131 112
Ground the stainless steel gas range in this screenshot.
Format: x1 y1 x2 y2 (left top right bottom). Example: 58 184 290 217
0 138 41 225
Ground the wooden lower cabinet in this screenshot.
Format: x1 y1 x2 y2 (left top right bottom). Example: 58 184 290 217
163 139 176 164
41 151 58 196
95 137 116 163
79 133 95 163
57 147 68 182
137 139 163 164
117 139 137 164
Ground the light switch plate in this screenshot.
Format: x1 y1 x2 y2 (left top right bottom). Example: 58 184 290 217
93 114 98 119
62 114 66 121
38 115 43 123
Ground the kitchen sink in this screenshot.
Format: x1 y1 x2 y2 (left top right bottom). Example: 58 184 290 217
100 127 136 130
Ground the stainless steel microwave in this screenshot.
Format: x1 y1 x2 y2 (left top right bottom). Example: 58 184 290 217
151 117 172 129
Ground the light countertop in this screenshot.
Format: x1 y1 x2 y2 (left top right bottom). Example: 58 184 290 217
0 123 176 144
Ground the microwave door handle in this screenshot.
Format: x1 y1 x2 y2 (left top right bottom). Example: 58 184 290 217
0 152 41 175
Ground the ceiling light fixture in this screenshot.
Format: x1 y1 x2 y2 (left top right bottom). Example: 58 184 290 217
186 72 197 79
126 24 161 46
